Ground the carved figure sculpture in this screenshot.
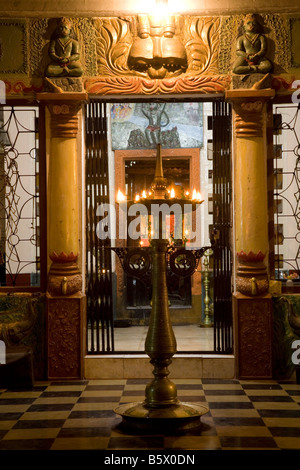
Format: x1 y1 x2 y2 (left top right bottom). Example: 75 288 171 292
128 14 187 79
232 14 272 75
46 18 83 77
142 103 169 147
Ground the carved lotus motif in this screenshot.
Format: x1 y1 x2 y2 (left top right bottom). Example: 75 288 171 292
237 250 266 262
49 251 78 263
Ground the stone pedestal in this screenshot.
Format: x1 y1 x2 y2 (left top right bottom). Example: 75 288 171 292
232 73 272 90
47 293 86 380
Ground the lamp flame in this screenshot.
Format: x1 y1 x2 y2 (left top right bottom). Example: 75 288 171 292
117 189 126 202
192 189 203 201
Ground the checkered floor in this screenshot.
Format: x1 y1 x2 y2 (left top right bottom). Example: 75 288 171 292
0 378 300 451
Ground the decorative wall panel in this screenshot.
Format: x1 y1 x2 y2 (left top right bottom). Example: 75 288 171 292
0 13 298 97
47 295 85 379
234 294 273 379
0 20 28 74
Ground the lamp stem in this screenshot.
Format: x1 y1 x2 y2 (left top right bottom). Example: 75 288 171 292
145 238 178 407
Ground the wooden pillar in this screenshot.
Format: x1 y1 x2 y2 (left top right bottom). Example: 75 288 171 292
226 89 275 379
37 92 87 380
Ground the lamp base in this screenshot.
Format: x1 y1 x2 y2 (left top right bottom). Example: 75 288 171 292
200 319 214 328
114 401 209 432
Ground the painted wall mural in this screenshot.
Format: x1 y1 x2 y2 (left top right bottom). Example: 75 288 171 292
111 102 203 150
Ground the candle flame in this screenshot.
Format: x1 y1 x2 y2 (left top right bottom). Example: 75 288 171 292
192 189 203 201
170 188 175 198
142 190 147 198
117 189 126 202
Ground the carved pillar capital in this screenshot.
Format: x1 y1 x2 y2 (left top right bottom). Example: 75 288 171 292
226 89 275 138
236 251 269 296
47 253 82 296
37 92 88 138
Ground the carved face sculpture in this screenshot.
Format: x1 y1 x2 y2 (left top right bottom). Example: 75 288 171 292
57 18 72 38
244 15 258 34
128 14 187 79
59 25 70 37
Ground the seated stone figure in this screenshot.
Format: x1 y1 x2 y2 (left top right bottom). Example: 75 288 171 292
232 14 272 75
46 18 83 78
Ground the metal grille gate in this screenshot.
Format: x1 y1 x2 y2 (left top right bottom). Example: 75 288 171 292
211 100 233 353
85 100 114 354
272 103 300 280
85 99 233 354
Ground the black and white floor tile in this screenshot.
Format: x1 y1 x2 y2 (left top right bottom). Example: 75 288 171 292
0 378 300 453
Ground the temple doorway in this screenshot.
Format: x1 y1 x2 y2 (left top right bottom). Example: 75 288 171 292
85 98 233 354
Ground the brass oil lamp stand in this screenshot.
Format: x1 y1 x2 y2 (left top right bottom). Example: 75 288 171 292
114 144 209 432
200 248 214 328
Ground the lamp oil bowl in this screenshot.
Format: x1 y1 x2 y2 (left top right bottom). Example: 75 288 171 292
114 144 209 432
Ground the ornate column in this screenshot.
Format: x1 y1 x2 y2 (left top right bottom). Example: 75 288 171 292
226 88 275 379
37 92 87 380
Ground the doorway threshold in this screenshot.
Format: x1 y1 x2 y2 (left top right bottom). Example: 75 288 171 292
84 354 235 379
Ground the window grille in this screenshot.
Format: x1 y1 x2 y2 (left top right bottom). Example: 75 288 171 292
273 103 300 286
0 106 41 288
